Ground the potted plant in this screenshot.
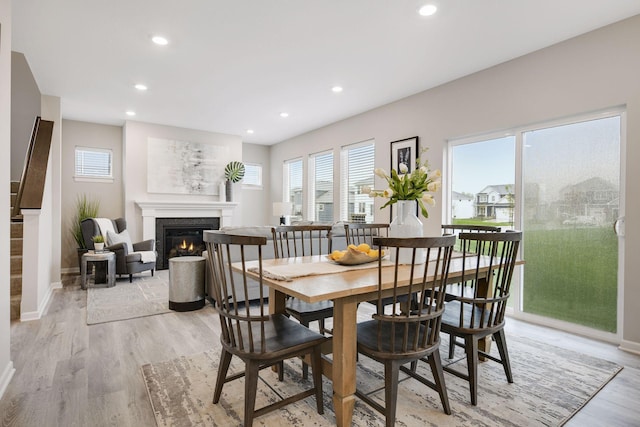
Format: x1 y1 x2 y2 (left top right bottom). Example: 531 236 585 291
224 161 245 202
92 235 105 252
71 194 100 266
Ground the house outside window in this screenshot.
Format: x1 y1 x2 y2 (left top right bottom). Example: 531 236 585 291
340 140 374 222
284 158 303 221
309 151 333 222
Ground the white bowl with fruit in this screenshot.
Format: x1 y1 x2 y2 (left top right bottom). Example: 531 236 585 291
327 243 385 265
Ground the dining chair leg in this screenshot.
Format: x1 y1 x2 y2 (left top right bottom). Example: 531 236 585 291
465 336 479 406
384 360 400 427
213 349 232 403
493 329 513 383
311 346 324 415
244 360 261 427
277 361 284 381
448 334 456 359
427 351 451 415
301 320 311 380
319 318 326 335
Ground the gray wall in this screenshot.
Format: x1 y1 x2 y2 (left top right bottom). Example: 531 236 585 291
60 120 123 270
241 143 270 226
10 51 40 181
270 15 640 348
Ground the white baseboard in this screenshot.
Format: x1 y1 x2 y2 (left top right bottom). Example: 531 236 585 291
0 360 15 400
20 282 57 322
619 339 640 355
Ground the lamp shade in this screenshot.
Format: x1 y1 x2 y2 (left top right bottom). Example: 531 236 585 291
272 202 293 217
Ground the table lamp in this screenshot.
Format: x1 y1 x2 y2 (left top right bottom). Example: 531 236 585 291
273 202 292 225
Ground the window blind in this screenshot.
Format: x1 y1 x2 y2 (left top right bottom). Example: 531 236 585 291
75 147 112 178
340 141 374 221
309 151 333 222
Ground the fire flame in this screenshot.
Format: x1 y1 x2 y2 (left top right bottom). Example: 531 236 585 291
179 240 194 251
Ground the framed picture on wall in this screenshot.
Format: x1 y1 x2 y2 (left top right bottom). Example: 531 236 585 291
389 136 419 220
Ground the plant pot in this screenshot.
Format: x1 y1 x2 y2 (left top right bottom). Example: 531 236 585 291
94 242 105 252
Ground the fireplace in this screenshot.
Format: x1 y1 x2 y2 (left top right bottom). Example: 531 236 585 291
156 217 220 269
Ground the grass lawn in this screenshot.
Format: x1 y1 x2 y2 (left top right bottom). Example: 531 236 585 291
452 219 617 332
522 227 617 332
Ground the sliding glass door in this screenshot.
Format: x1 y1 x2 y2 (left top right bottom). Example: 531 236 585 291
448 111 623 335
521 115 621 332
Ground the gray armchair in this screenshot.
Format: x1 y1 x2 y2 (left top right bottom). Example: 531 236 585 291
81 217 156 282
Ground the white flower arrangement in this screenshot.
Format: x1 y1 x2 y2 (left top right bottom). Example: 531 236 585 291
364 148 441 218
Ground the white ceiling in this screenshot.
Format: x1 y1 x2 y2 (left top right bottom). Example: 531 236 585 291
11 1 640 145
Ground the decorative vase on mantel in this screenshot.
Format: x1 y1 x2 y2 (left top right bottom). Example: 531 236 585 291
389 200 426 264
225 180 233 202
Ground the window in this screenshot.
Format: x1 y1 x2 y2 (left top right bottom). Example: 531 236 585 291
340 140 375 222
309 151 333 222
74 147 113 181
242 163 262 188
284 158 303 221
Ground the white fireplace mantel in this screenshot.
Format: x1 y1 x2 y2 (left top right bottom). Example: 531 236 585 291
136 201 238 241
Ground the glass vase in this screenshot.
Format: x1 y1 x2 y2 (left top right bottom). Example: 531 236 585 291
389 200 426 264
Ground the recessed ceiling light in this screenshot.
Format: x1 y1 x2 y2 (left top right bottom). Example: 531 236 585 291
280 112 289 118
152 36 168 45
418 4 437 16
332 86 343 93
247 129 254 134
134 84 148 91
126 111 136 116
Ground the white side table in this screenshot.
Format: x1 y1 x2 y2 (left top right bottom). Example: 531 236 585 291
81 250 116 289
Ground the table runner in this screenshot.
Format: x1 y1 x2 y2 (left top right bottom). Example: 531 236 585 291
249 259 394 281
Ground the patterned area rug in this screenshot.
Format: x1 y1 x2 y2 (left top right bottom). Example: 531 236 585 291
86 271 171 325
141 334 622 426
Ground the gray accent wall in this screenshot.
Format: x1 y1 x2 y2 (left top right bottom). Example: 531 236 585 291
60 120 124 270
11 51 40 181
270 15 640 349
242 143 270 226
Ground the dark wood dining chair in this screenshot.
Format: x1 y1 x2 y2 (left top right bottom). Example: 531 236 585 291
441 224 501 253
438 231 522 405
344 222 389 247
272 225 334 379
204 232 327 427
355 235 456 426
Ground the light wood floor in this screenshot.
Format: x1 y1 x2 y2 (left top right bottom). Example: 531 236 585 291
1 275 639 426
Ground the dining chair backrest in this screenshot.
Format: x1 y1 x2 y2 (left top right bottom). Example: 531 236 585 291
369 235 456 355
271 225 333 258
205 232 271 354
441 224 501 253
345 223 389 247
452 231 522 330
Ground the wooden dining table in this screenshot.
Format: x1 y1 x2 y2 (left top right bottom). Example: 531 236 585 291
235 253 506 426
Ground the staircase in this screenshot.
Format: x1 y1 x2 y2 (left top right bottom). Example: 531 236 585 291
10 181 23 321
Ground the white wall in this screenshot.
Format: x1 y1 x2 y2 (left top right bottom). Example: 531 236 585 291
0 0 15 398
271 15 640 347
123 121 242 242
60 120 123 270
241 143 270 226
42 95 61 286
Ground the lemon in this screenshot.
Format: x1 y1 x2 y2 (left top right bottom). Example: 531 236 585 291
348 244 357 250
368 249 379 258
331 250 345 260
356 243 370 253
